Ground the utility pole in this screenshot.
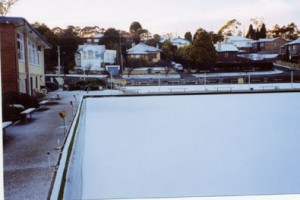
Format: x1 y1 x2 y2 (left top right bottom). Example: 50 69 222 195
57 45 61 77
119 33 123 72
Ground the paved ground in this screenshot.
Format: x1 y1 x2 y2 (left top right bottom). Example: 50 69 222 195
3 89 81 200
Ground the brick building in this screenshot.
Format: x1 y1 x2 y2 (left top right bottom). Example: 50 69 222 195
0 17 51 96
252 38 289 54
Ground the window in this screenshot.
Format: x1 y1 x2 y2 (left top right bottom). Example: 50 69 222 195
224 52 229 58
82 51 87 59
17 33 25 61
28 40 40 66
88 50 94 59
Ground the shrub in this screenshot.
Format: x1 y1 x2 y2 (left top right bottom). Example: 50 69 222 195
67 79 107 91
2 92 39 122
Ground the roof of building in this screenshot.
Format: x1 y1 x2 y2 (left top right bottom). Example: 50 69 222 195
160 37 190 46
227 36 253 42
215 43 239 52
252 38 290 44
0 17 51 49
287 38 300 45
127 43 160 55
224 36 254 48
78 44 106 52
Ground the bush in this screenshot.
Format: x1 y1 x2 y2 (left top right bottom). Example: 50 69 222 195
46 82 59 91
67 79 107 91
2 92 39 122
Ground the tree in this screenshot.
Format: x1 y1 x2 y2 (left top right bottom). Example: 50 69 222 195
129 21 149 44
246 24 256 39
0 0 19 16
100 28 120 50
129 21 142 34
33 22 59 72
145 34 161 47
259 23 267 39
161 40 176 66
100 28 127 66
255 28 260 40
129 21 142 44
184 32 192 43
174 45 193 69
190 28 217 70
58 26 82 73
209 31 223 43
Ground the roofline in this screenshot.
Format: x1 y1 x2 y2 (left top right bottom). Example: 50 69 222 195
0 16 52 49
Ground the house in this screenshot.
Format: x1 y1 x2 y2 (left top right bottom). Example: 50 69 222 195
127 43 161 63
81 34 103 44
0 17 51 96
214 43 239 62
75 44 117 73
286 38 300 61
252 38 289 54
160 37 190 48
224 36 254 53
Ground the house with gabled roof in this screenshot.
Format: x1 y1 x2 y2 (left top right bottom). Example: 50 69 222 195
0 17 51 96
252 38 289 54
127 43 161 63
214 43 239 62
224 36 254 53
287 38 300 61
160 37 190 48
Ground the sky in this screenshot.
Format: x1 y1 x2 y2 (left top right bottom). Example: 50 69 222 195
7 0 300 37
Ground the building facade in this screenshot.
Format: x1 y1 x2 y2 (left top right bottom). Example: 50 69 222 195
0 17 51 96
252 38 289 54
75 44 117 73
215 43 239 62
287 38 300 61
127 43 161 63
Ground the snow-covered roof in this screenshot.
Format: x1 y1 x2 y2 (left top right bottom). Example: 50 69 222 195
160 37 190 46
253 38 290 44
238 53 278 61
127 43 160 55
287 38 300 45
227 36 253 42
215 43 239 52
77 44 106 52
258 38 278 42
93 34 104 38
225 37 254 49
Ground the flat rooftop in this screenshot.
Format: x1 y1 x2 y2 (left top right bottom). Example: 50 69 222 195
65 92 300 199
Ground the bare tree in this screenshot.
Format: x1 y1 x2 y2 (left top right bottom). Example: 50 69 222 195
0 0 19 16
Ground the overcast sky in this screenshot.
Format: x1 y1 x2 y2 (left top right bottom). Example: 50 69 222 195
7 0 300 37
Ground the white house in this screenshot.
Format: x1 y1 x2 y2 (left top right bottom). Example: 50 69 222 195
224 36 254 52
160 37 190 48
75 44 117 72
127 43 161 62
